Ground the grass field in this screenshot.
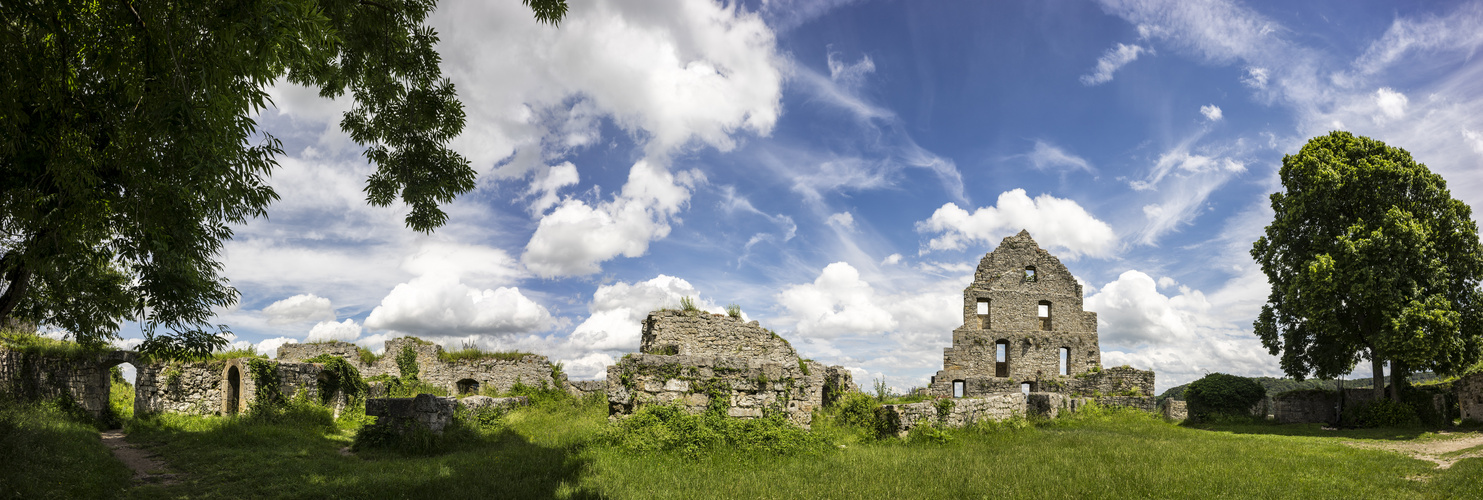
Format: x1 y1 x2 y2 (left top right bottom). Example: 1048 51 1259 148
3 393 1481 499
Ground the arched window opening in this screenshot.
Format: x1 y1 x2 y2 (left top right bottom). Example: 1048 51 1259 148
995 340 1009 377
976 298 990 329
953 380 966 398
457 378 481 395
1024 266 1037 282
1020 382 1033 395
1038 300 1052 331
1059 347 1070 376
108 362 137 424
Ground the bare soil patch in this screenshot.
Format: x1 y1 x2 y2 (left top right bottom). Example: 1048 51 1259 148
1344 431 1483 469
101 430 183 485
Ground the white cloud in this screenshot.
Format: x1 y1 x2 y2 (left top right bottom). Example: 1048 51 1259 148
827 212 856 231
363 274 554 335
399 241 523 287
1240 66 1270 89
828 51 875 90
568 275 720 353
261 294 335 325
1085 270 1207 346
256 337 299 359
1465 129 1483 156
916 189 1117 259
881 253 903 265
1200 104 1223 121
525 162 580 215
776 262 896 338
1373 87 1408 120
560 352 618 381
1080 43 1149 85
522 161 704 277
307 319 362 343
1350 2 1483 76
1026 140 1094 173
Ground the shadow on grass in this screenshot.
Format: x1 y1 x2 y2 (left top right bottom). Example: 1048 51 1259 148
1181 420 1436 441
122 415 603 499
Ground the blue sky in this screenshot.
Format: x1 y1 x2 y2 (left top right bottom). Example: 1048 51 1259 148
108 0 1483 392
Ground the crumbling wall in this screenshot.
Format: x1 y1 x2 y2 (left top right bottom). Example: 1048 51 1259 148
134 359 333 416
565 379 605 398
286 338 559 397
366 394 458 433
1158 399 1188 421
0 347 131 420
640 310 799 365
877 393 1026 437
606 354 826 427
1458 372 1483 422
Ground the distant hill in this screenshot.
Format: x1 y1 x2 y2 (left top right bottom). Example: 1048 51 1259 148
1157 373 1442 402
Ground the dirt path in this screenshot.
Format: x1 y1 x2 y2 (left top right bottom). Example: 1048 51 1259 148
101 430 183 485
1344 432 1483 469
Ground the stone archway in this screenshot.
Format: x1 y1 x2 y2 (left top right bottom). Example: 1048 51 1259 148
221 359 249 415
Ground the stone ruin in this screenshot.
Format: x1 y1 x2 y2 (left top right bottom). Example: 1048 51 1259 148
879 230 1159 434
0 336 563 422
605 309 858 428
1460 371 1483 423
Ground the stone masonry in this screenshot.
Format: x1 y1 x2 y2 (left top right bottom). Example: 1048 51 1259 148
1457 371 1483 422
608 311 858 428
0 347 135 421
277 337 560 397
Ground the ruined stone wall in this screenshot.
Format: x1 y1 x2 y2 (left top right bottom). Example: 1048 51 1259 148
877 393 1026 437
640 310 799 365
0 347 129 421
1159 399 1188 421
283 338 559 396
930 366 1154 401
606 354 826 427
135 359 333 416
566 379 606 398
1457 372 1483 422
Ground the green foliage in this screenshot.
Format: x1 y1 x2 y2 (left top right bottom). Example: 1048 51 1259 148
1347 398 1421 428
725 303 741 318
0 396 132 496
0 0 568 360
438 345 535 363
906 423 954 445
305 354 367 406
1184 373 1266 421
357 347 381 365
679 296 699 313
210 346 265 360
873 377 891 402
396 346 420 380
1253 131 1483 389
247 358 282 409
934 398 955 421
0 329 106 359
603 404 827 457
797 358 811 376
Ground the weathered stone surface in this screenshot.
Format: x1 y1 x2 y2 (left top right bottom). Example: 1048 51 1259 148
457 395 528 412
565 379 605 398
1459 372 1483 422
367 394 458 433
640 310 800 365
279 339 560 397
0 347 135 421
1158 399 1188 421
606 352 832 427
878 394 1026 437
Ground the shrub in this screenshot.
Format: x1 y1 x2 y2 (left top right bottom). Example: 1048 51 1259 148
680 296 699 313
395 346 420 380
1349 398 1420 428
603 404 826 457
1184 373 1265 421
725 303 742 318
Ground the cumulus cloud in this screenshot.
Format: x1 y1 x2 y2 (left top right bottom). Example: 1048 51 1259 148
260 294 335 325
522 162 704 277
256 337 300 359
1084 270 1208 346
1081 43 1150 85
1026 140 1094 173
567 275 719 353
776 262 896 338
400 241 523 287
363 274 554 335
881 253 903 265
1373 87 1408 120
307 319 363 343
916 189 1117 259
1200 104 1223 121
525 162 580 215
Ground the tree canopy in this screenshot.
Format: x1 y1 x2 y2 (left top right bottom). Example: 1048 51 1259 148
1252 131 1483 398
0 0 564 358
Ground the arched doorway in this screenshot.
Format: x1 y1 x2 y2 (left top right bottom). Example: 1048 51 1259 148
457 378 480 395
225 365 242 415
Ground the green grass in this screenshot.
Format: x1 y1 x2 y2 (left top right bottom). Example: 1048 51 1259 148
0 398 132 498
438 348 535 363
10 390 1483 499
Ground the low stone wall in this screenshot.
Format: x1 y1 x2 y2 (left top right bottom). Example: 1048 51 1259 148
1159 399 1187 421
1092 395 1157 412
1273 390 1338 424
281 339 559 397
367 394 458 433
135 359 337 416
1458 372 1483 422
606 353 827 427
878 393 1026 437
640 310 800 365
565 379 605 398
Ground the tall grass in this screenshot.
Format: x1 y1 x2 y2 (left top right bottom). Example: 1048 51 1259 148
0 397 132 498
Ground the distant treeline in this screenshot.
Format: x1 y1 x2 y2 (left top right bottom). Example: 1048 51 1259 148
1158 372 1444 402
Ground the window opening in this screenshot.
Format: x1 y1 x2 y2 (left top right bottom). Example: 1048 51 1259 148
457 378 481 395
1059 347 1069 376
995 340 1009 377
1024 266 1037 282
953 380 965 398
1020 382 1032 395
226 366 241 415
976 298 990 329
1038 300 1052 331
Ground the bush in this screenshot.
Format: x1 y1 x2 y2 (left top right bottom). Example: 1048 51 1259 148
1184 373 1265 421
604 404 827 457
1348 398 1420 428
832 392 883 435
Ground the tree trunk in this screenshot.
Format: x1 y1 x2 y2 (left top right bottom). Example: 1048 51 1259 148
1390 359 1407 402
1371 349 1386 401
0 254 31 324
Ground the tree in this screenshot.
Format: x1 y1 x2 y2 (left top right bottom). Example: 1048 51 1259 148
1252 131 1483 401
0 0 566 358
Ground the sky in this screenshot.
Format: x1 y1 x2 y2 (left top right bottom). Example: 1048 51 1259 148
102 0 1483 393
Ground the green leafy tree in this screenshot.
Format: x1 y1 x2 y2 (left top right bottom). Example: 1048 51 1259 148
1252 131 1483 401
0 1 564 358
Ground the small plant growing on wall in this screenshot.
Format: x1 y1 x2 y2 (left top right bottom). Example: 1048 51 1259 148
725 303 741 318
396 346 420 381
679 296 699 314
